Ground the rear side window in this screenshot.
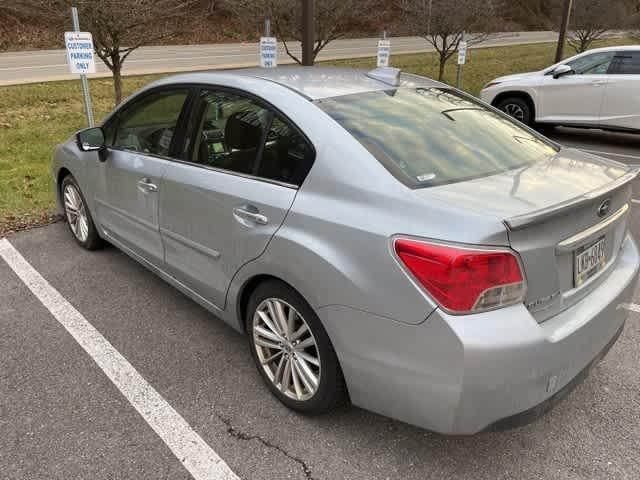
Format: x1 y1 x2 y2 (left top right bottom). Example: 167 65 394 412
610 52 640 74
316 88 558 188
113 90 189 157
189 90 272 176
258 116 314 185
187 89 314 186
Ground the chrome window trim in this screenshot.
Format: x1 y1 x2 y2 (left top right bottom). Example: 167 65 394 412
165 156 299 190
105 147 298 190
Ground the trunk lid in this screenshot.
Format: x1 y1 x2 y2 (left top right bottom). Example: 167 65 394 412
415 148 636 322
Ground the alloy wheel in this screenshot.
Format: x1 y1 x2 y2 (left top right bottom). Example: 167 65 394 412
252 298 321 401
501 103 525 122
63 183 89 243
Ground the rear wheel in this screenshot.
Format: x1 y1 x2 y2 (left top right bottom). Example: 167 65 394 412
495 97 532 126
61 175 102 250
246 280 347 414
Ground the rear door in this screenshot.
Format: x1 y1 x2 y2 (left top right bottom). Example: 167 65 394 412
600 50 640 130
537 50 616 125
159 88 315 308
95 88 191 266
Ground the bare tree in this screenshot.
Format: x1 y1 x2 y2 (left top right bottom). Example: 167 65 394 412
232 0 383 65
627 0 640 40
568 0 624 53
7 0 201 105
400 0 498 81
498 0 555 29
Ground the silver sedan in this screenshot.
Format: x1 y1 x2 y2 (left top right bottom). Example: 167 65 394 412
52 66 640 434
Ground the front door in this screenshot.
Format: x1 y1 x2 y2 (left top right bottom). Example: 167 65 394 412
95 88 191 266
159 88 314 308
600 50 640 130
538 50 616 126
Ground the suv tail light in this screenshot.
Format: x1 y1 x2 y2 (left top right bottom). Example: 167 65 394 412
394 238 526 314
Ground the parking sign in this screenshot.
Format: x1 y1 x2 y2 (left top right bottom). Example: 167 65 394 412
377 39 391 68
260 37 278 68
457 41 468 65
64 31 96 75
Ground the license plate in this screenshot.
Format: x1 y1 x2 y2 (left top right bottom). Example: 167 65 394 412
574 237 606 287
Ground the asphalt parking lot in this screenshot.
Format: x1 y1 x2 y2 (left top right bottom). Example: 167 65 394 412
2 128 640 480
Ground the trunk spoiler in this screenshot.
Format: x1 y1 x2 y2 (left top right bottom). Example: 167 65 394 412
504 165 640 231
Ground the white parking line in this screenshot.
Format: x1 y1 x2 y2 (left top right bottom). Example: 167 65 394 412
0 238 239 480
620 303 640 313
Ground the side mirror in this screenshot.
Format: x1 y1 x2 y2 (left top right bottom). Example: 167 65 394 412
77 127 105 152
76 127 108 161
552 64 573 79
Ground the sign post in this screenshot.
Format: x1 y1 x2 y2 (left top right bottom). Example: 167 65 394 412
456 37 467 89
377 32 391 68
66 7 95 127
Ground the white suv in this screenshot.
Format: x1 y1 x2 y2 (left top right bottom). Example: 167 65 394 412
480 46 640 132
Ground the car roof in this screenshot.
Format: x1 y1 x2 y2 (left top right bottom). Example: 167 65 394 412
156 66 445 101
232 66 445 100
578 45 640 54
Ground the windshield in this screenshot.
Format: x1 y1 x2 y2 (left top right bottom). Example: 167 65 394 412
316 88 559 188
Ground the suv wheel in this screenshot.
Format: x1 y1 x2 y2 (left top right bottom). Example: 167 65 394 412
496 97 532 126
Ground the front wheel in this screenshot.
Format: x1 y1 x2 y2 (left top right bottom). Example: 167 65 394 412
247 280 348 414
61 175 102 250
495 97 533 126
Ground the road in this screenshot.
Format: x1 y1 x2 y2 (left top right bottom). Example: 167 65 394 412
1 129 640 479
547 127 640 164
0 31 560 86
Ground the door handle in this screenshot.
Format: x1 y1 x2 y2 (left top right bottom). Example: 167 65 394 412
592 80 608 86
137 178 158 193
233 207 268 225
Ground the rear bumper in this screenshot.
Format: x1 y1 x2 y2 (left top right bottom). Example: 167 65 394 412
318 234 639 435
484 319 625 432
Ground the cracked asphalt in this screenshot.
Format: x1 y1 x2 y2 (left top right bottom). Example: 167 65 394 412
2 128 640 479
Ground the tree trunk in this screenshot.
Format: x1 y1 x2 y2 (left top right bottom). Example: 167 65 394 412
113 59 123 106
579 40 588 53
438 57 446 81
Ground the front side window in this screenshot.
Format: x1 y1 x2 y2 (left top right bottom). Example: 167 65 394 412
113 90 189 156
316 88 559 188
610 52 640 74
565 51 616 75
188 90 313 185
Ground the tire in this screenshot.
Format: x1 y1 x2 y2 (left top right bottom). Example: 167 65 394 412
246 280 348 414
495 97 533 126
60 175 103 250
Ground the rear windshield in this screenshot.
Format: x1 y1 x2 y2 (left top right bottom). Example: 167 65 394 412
316 88 559 188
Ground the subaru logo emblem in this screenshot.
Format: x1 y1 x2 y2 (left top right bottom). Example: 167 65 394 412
597 198 612 218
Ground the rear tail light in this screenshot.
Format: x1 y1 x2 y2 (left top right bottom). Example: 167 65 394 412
394 238 526 314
